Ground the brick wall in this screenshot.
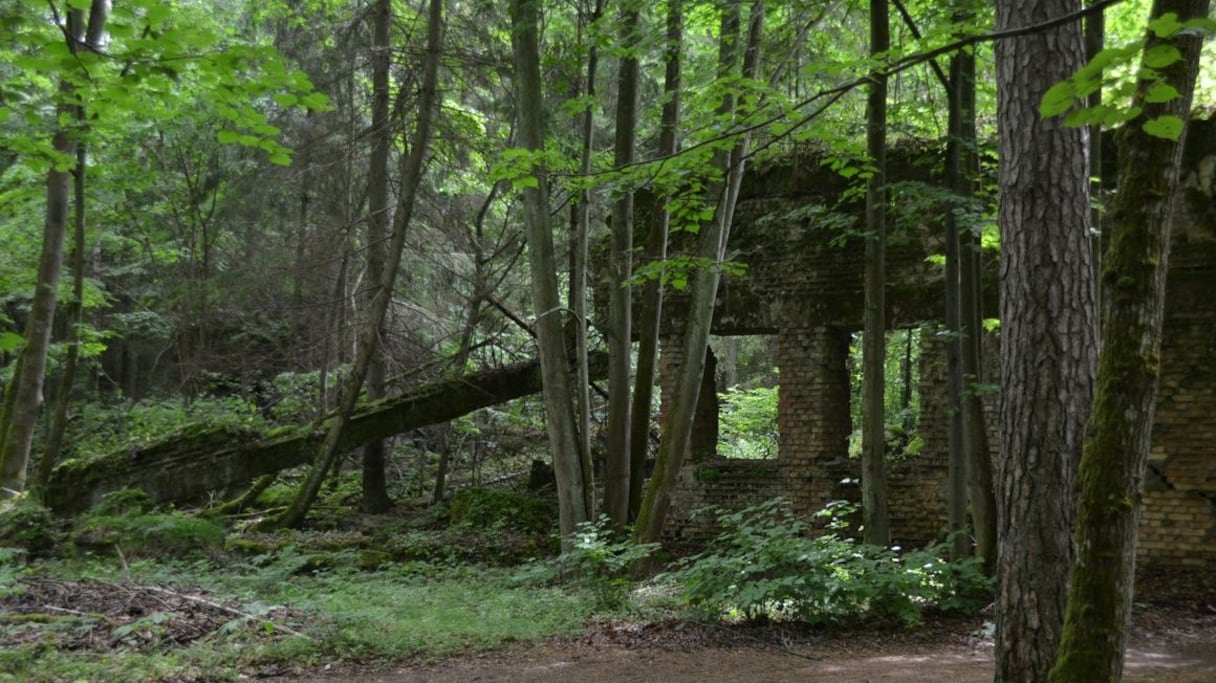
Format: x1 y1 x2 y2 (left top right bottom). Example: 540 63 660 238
653 118 1216 569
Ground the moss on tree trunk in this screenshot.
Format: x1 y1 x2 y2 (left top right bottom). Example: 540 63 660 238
45 352 608 513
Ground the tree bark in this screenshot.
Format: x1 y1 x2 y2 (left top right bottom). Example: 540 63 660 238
603 1 641 529
861 0 891 547
944 56 968 561
433 186 497 504
1 2 106 497
953 39 997 574
1050 1 1208 679
993 0 1097 679
570 0 602 523
630 0 682 520
37 138 89 490
267 0 443 530
510 0 592 541
1086 1 1106 309
633 0 764 552
47 352 610 513
361 0 395 514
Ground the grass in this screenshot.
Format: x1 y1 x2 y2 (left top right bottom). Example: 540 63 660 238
1 555 600 683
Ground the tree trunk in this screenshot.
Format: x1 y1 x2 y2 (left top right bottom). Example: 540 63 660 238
861 0 890 547
433 185 498 504
1050 2 1208 679
603 2 641 529
954 39 997 575
944 54 967 561
37 139 89 490
267 0 443 530
993 0 1097 678
1086 1 1106 309
361 0 395 514
48 352 610 513
570 0 602 523
1 2 106 497
633 0 764 552
629 0 682 520
510 0 592 541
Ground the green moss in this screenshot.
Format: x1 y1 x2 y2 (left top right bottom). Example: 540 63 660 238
74 510 226 559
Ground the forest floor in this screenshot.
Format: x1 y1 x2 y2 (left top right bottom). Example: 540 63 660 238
273 604 1216 683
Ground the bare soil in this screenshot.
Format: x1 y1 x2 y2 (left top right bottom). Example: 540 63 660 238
273 606 1216 683
6 575 1214 683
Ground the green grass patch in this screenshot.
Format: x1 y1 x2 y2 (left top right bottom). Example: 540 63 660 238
2 554 598 682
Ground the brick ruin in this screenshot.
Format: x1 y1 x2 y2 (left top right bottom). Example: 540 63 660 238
648 119 1216 569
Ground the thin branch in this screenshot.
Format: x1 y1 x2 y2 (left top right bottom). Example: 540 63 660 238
557 0 1126 182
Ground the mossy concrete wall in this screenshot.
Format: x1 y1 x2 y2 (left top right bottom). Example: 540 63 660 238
654 118 1216 569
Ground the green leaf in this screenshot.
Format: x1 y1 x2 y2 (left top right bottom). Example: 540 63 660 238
146 3 172 25
1147 12 1183 38
0 332 24 352
299 92 332 111
1064 108 1094 128
217 130 241 144
1040 80 1076 118
272 93 298 107
1144 82 1179 104
66 0 91 10
1183 17 1216 33
1142 115 1184 141
1143 44 1182 69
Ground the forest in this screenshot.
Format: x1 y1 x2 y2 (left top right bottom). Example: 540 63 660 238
1 0 1215 681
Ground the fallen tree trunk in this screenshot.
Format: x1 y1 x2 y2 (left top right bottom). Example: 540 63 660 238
45 352 609 513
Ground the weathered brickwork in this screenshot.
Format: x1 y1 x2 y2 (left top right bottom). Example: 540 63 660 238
654 118 1216 569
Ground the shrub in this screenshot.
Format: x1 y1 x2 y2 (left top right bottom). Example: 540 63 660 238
557 518 659 609
718 385 779 459
667 498 991 625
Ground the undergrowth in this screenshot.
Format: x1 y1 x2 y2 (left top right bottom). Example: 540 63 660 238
0 488 995 682
667 498 992 625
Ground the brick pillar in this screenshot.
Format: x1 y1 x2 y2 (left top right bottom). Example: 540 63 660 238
658 335 717 463
776 326 854 519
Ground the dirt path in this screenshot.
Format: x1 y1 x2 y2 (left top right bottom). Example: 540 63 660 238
275 613 1216 683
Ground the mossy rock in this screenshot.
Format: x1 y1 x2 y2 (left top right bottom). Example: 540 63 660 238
74 512 226 559
224 536 279 556
359 549 391 570
448 487 557 534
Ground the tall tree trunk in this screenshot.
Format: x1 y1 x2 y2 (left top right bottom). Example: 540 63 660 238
433 186 497 504
861 0 890 547
1086 1 1105 308
633 0 764 551
1050 1 1208 679
268 0 443 530
629 0 682 520
944 55 967 561
37 139 89 490
602 1 641 529
1 2 106 497
361 0 395 513
954 38 997 575
993 0 1097 678
571 0 603 522
510 0 592 540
